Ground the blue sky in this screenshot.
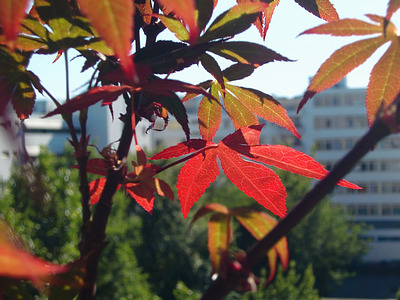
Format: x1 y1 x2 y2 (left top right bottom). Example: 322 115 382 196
29 1 399 100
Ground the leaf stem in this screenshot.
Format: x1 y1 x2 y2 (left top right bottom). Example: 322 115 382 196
155 144 218 174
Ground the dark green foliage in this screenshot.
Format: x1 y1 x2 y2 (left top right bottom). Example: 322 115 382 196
240 262 320 300
136 196 211 300
0 147 81 263
278 170 369 295
96 190 156 300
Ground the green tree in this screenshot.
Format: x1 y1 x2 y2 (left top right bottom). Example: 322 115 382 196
279 170 369 295
0 147 81 263
240 262 319 300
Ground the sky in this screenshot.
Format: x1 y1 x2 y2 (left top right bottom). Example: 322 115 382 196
28 1 399 100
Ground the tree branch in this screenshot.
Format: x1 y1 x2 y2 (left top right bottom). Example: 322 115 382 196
200 95 400 300
77 93 135 299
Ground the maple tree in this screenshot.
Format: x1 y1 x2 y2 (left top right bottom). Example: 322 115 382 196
1 0 400 299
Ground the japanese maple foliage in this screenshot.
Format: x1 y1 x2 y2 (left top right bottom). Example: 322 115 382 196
0 0 385 298
299 8 400 125
150 125 360 218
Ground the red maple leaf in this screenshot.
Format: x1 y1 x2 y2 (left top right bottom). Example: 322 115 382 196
84 158 174 215
150 125 360 218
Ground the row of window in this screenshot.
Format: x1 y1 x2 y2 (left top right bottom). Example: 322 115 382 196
313 94 365 107
316 136 400 151
335 182 400 195
314 116 368 129
323 159 400 172
347 204 400 217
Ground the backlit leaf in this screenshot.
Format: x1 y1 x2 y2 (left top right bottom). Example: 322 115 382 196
208 213 232 275
177 149 219 218
366 37 400 125
44 85 131 117
232 207 288 281
89 178 108 205
224 86 258 129
0 0 30 44
136 0 152 25
190 203 230 228
218 144 287 218
155 14 190 41
221 124 264 147
295 0 338 21
157 0 199 44
248 144 361 189
125 183 156 214
210 41 291 67
0 220 67 285
200 2 268 42
149 139 212 160
386 0 400 22
78 0 135 79
300 18 383 36
226 84 300 138
198 84 222 141
298 36 386 112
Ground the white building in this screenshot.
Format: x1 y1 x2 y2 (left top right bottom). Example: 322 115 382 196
264 79 400 263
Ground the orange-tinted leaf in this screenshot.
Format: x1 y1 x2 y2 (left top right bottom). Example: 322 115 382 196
136 0 152 25
198 84 222 141
224 86 258 129
295 0 338 21
157 0 199 44
366 37 400 125
248 144 361 189
257 0 280 40
78 0 135 79
200 2 268 42
44 85 132 117
232 207 288 281
0 0 30 45
208 213 232 276
386 0 400 22
218 144 287 218
190 203 230 228
177 148 219 218
299 36 386 112
226 84 300 138
0 220 67 285
301 18 383 36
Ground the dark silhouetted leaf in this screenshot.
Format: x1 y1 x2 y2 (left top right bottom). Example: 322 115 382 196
200 2 268 42
210 41 292 67
294 0 339 21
